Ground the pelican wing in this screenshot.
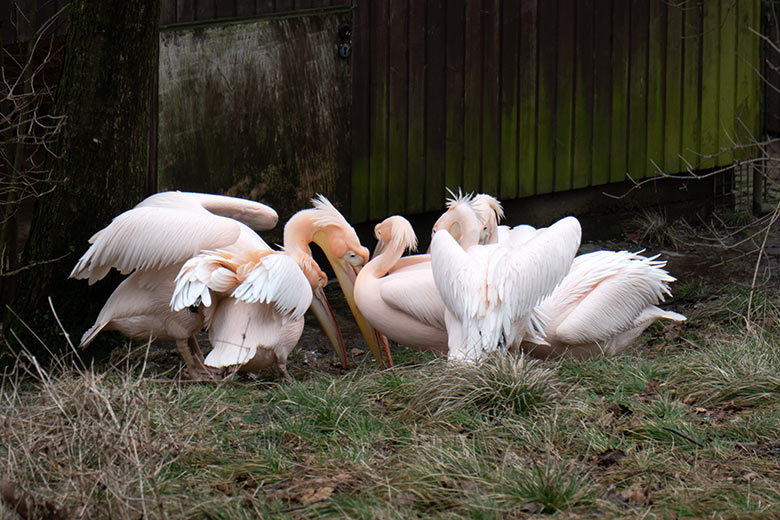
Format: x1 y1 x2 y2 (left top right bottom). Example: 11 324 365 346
170 250 241 311
70 207 244 284
138 191 278 231
380 267 446 330
551 251 678 345
231 253 313 321
486 216 582 329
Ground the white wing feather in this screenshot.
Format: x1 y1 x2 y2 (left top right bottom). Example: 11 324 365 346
379 268 447 330
545 251 678 345
432 216 581 356
231 254 313 321
138 191 278 231
70 207 243 283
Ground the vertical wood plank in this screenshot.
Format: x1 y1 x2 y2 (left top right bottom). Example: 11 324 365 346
610 0 630 183
368 0 389 219
627 0 648 180
425 0 446 210
161 0 178 24
481 0 501 196
747 0 761 140
591 0 611 186
572 0 594 189
177 0 195 23
646 0 665 177
517 0 538 197
276 0 294 13
463 0 482 193
215 0 236 19
700 0 720 169
350 0 371 221
387 0 408 215
499 0 519 198
554 0 575 192
445 0 465 194
295 0 313 9
196 0 215 21
235 0 254 17
256 0 276 15
680 1 701 169
535 0 557 194
718 0 736 165
406 0 426 213
663 0 683 173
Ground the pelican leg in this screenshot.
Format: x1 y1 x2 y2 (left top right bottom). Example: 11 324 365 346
377 331 394 368
276 360 293 383
177 339 221 380
188 335 205 363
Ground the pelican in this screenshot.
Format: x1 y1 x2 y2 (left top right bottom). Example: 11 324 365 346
430 193 581 362
470 193 686 359
170 195 386 378
72 191 279 378
353 216 447 355
70 192 369 378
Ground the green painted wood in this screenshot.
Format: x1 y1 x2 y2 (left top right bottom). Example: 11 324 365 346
406 0 425 213
463 0 482 194
646 0 665 177
481 0 501 197
536 0 557 194
681 3 701 170
663 1 683 174
718 0 736 165
499 0 519 199
350 0 370 221
610 0 629 183
554 0 575 192
628 0 648 180
517 0 538 197
445 0 465 194
700 0 720 169
591 0 611 186
425 0 446 210
572 0 594 190
387 0 408 215
368 0 388 220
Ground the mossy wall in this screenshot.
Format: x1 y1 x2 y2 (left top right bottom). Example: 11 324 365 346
158 11 351 232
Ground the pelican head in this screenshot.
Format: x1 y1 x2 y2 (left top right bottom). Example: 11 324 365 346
470 194 504 244
285 195 386 368
431 190 484 249
373 215 418 258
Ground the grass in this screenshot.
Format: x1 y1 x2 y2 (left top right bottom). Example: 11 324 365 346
2 291 780 518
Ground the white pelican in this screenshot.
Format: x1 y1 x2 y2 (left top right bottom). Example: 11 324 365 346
70 192 369 378
430 193 581 362
169 196 385 378
354 216 447 355
470 193 686 359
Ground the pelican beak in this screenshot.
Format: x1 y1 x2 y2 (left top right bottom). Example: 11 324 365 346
312 231 391 369
310 286 348 369
373 239 387 259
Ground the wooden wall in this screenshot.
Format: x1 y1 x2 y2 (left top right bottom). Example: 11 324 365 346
159 0 350 26
767 0 780 135
1 1 68 45
350 0 763 222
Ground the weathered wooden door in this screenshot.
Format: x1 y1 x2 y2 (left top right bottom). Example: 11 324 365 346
157 2 352 226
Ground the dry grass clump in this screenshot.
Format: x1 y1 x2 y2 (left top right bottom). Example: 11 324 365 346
0 349 232 519
400 354 562 422
666 325 780 407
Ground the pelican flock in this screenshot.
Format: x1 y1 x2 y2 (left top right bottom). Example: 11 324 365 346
71 189 685 379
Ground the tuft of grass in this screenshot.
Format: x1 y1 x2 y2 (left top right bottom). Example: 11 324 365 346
666 328 780 407
509 460 594 514
401 354 561 421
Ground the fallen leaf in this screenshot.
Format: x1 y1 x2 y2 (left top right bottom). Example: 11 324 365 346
350 348 365 356
592 449 626 467
297 486 334 505
619 483 653 505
